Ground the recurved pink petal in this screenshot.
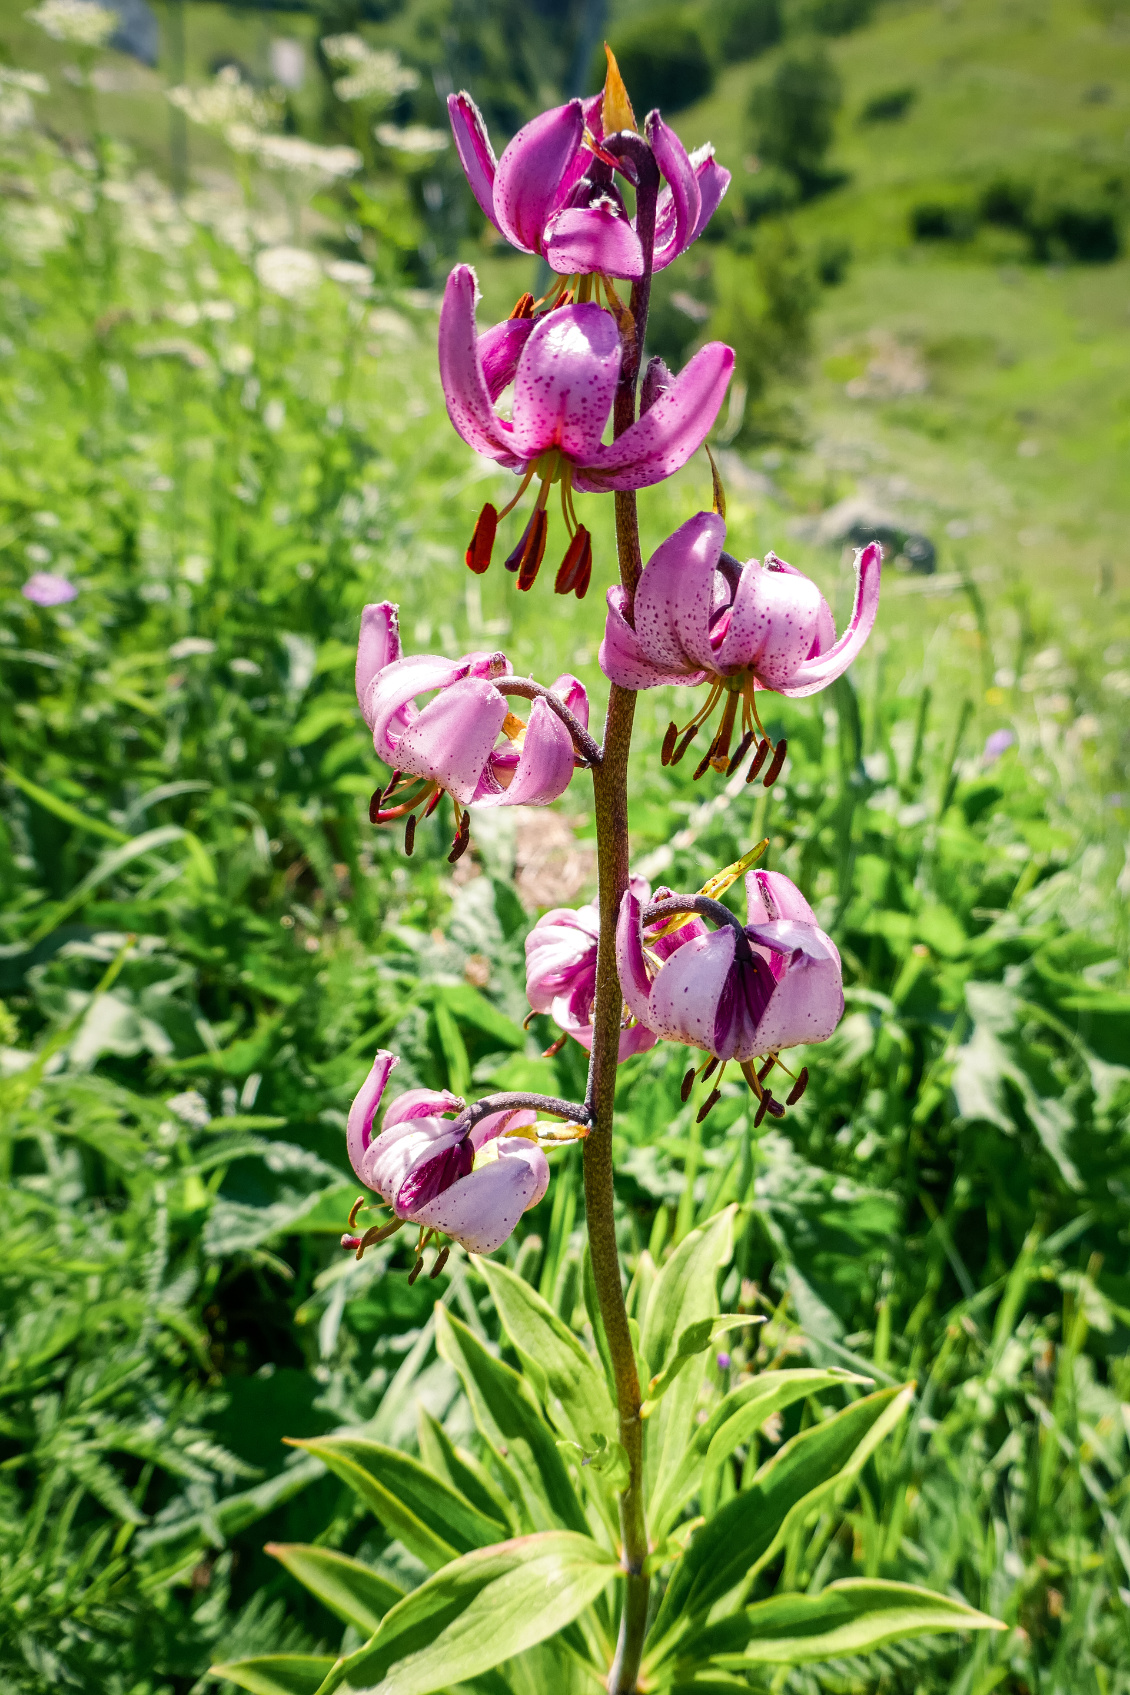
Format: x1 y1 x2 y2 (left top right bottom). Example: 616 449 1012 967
393 675 507 804
742 922 844 1051
439 266 518 465
364 1116 460 1207
647 113 700 269
447 93 500 229
411 1140 550 1253
356 603 401 728
776 543 882 698
716 559 826 685
544 200 644 278
383 1086 465 1127
599 585 698 690
576 341 733 492
485 694 576 807
510 302 621 464
394 1126 475 1212
494 100 584 255
549 672 590 732
346 1049 397 1183
478 316 535 402
646 926 735 1049
615 888 655 1026
745 869 818 927
634 511 725 673
526 906 601 1012
688 144 730 242
470 1107 537 1150
366 653 467 766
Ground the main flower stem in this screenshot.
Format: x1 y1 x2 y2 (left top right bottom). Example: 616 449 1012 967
582 139 660 1695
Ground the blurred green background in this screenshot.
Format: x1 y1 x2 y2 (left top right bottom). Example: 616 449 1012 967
1 0 1128 1691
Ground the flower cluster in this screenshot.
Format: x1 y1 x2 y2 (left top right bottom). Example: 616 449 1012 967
167 66 280 137
227 129 362 181
26 0 116 48
345 48 881 1272
320 35 419 105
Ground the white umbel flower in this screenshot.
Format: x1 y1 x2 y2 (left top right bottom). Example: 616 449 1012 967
375 122 448 156
255 244 322 300
26 0 116 46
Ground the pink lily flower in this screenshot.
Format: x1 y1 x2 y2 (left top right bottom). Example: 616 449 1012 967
600 512 881 784
447 89 729 280
356 600 589 858
615 866 843 1117
440 265 733 592
524 875 677 1061
346 1051 548 1256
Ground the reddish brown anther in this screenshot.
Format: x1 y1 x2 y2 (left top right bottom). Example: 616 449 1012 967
763 738 788 788
543 1033 568 1058
431 1244 451 1278
696 1087 721 1123
764 1093 785 1118
404 814 416 856
407 1255 424 1285
555 526 592 598
746 738 771 784
701 1054 720 1083
661 722 678 766
680 1066 695 1103
754 1095 768 1128
757 1056 775 1083
448 812 472 863
671 723 699 766
466 502 498 574
508 508 548 589
508 291 535 320
786 1066 809 1106
727 730 756 777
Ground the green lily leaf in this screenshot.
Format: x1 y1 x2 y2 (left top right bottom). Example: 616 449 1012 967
435 1305 588 1536
328 1531 617 1695
266 1543 404 1636
478 1257 616 1448
211 1655 336 1695
642 1314 763 1411
704 1578 1005 1666
287 1435 507 1570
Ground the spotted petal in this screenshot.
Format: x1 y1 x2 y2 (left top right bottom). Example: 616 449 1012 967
776 543 882 698
544 200 644 278
576 341 733 492
411 1140 550 1253
646 112 700 270
393 675 508 804
346 1049 397 1183
356 602 401 728
716 559 827 685
633 510 726 674
438 265 520 465
447 92 499 229
494 100 584 255
510 302 621 464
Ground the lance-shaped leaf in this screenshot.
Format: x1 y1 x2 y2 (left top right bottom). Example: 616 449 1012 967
435 1305 588 1535
417 1406 516 1532
211 1655 335 1695
649 1367 871 1543
329 1531 617 1695
702 1578 1005 1666
266 1544 404 1637
640 1208 737 1527
479 1257 616 1447
288 1436 506 1570
642 1314 763 1410
646 1384 913 1668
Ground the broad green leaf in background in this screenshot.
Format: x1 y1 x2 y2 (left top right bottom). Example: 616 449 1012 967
646 1385 913 1667
416 1408 515 1533
266 1544 404 1637
649 1367 872 1543
287 1436 504 1570
640 1208 738 1529
212 1655 336 1695
478 1258 616 1447
703 1578 1005 1667
435 1306 588 1536
324 1532 617 1695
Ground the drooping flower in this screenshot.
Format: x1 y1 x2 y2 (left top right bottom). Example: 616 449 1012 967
525 876 664 1061
447 62 729 279
22 571 77 606
356 600 589 858
616 866 843 1120
600 512 881 783
345 1051 549 1259
440 265 733 593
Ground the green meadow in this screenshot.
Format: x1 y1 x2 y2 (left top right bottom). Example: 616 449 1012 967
0 0 1128 1690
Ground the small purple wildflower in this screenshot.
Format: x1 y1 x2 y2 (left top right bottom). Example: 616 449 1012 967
22 571 77 607
716 1351 732 1372
982 728 1017 766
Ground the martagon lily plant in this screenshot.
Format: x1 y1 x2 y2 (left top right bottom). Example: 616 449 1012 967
219 50 1004 1695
